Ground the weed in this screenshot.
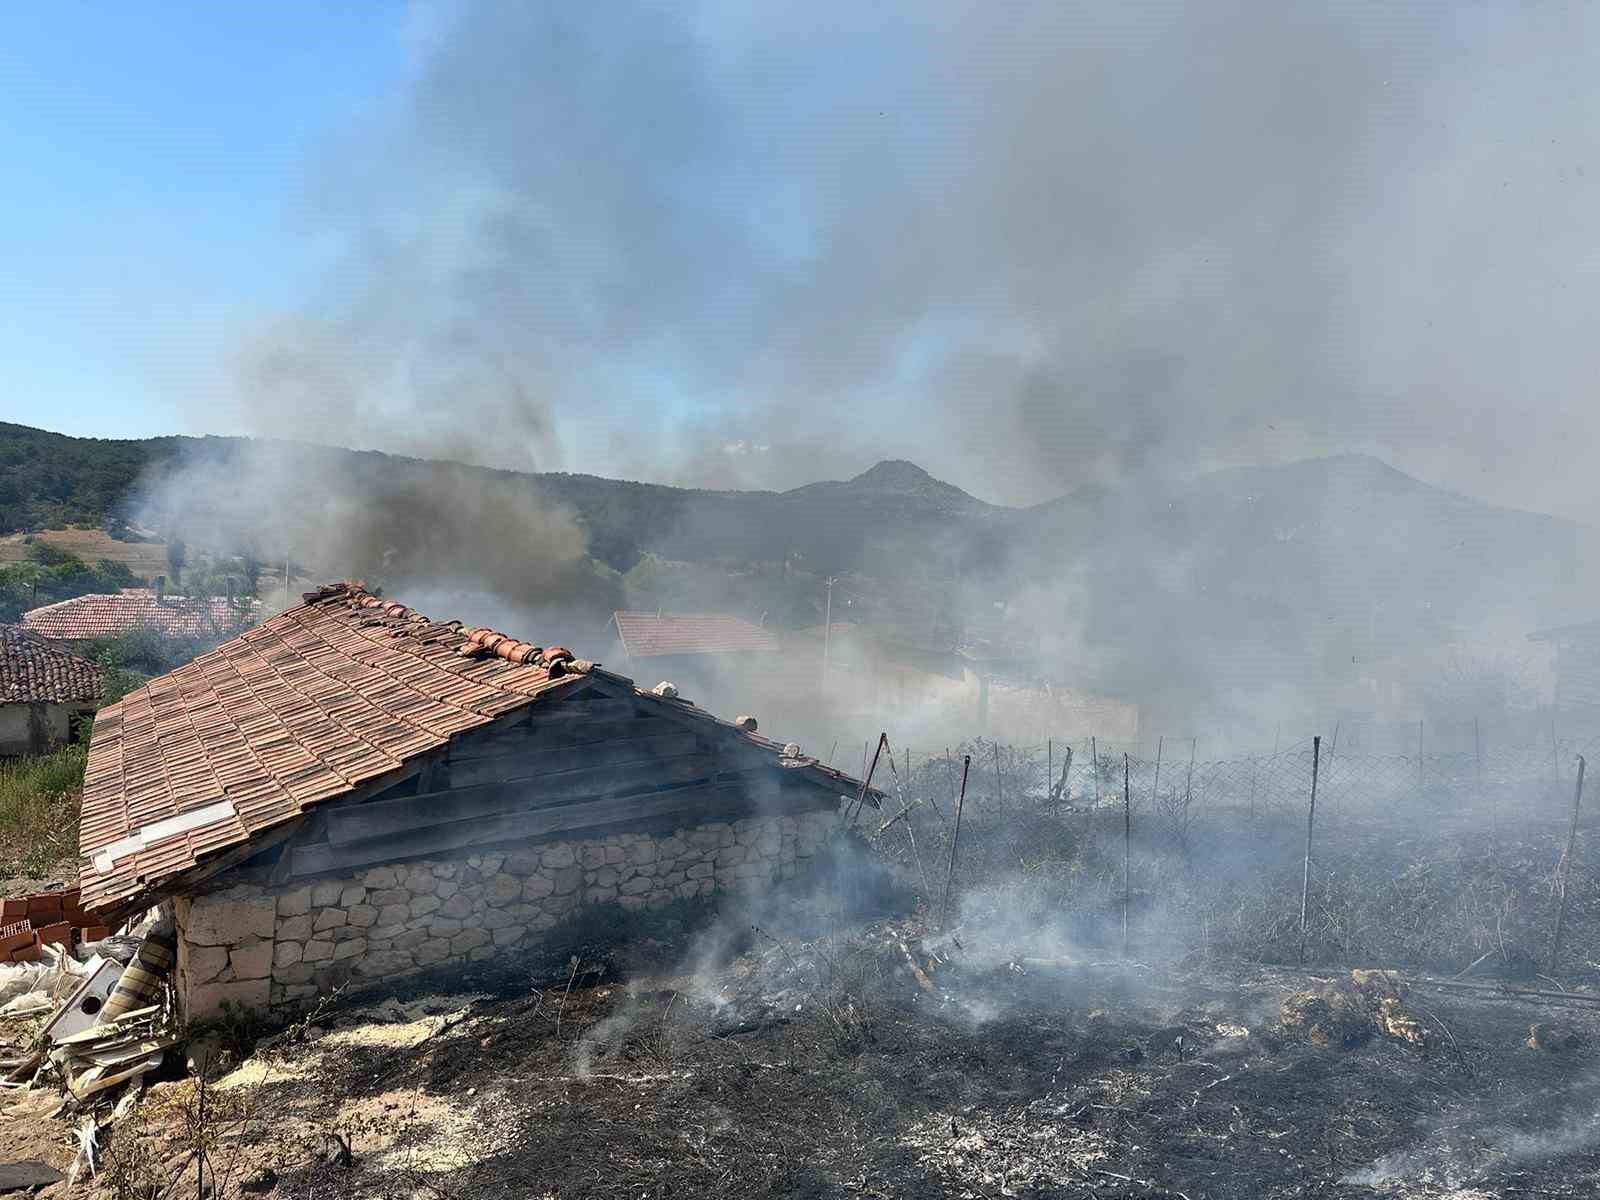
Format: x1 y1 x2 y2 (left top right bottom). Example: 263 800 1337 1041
0 742 85 877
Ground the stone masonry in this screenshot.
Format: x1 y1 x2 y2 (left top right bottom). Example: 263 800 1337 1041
173 810 836 1020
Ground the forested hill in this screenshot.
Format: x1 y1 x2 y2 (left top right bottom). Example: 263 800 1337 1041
0 422 182 531
7 421 1600 733
0 423 1002 580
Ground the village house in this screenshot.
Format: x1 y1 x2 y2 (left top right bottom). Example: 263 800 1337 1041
608 610 779 696
787 622 1139 745
22 582 260 647
0 624 103 756
1528 619 1600 724
77 583 872 1020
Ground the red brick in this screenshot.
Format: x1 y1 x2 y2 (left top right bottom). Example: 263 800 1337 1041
10 937 41 962
34 922 72 949
26 893 63 916
80 925 110 943
0 927 34 956
0 898 26 922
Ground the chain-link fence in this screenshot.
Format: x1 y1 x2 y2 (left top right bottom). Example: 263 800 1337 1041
853 728 1600 837
849 726 1600 969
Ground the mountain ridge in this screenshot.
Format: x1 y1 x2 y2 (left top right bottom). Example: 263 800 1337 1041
6 420 1599 730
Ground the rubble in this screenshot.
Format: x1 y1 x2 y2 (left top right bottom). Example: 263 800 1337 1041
49 1002 178 1100
1280 969 1428 1049
1 916 178 1100
0 887 111 964
1527 1021 1586 1052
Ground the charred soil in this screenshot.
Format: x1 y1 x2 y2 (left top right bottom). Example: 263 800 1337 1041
15 917 1600 1200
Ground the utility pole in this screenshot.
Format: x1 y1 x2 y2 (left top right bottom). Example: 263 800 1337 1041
821 576 836 689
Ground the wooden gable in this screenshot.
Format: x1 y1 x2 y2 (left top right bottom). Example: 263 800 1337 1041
272 676 851 880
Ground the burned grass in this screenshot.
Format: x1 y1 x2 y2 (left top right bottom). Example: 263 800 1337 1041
62 919 1600 1200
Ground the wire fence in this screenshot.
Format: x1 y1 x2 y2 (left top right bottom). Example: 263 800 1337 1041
851 728 1600 832
849 726 1600 969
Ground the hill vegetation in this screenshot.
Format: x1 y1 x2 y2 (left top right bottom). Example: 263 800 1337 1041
5 421 1600 736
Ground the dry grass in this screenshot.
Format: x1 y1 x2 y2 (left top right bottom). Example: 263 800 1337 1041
0 743 85 881
0 526 168 575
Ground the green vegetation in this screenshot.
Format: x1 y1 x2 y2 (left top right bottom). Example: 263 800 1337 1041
0 540 140 621
79 626 221 684
0 742 86 878
0 421 177 533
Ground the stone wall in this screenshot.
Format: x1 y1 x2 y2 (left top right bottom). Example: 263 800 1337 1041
174 810 837 1020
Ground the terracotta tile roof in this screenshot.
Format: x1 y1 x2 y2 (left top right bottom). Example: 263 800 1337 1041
0 624 103 705
613 611 780 659
77 582 589 915
22 589 262 642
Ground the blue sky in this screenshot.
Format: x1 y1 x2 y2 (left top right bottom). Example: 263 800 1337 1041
0 3 409 438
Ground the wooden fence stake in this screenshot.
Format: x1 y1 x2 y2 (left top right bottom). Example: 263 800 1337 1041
1122 753 1132 957
847 733 887 827
1550 755 1586 973
940 755 971 930
1475 716 1491 834
1150 735 1164 814
994 740 1005 817
1298 735 1322 964
1183 737 1196 837
1417 719 1424 797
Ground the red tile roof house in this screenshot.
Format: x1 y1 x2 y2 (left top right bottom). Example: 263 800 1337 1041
609 610 782 706
78 583 876 1020
0 624 103 755
22 586 262 645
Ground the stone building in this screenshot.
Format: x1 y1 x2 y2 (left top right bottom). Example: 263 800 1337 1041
0 624 103 756
77 583 872 1019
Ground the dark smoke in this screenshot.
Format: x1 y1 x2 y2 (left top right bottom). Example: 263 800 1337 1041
136 439 621 644
201 2 1600 525
139 1 1600 742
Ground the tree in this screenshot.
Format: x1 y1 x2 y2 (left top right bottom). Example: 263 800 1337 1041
240 550 263 598
165 537 187 586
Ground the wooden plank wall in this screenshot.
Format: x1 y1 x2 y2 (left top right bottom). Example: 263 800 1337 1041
285 695 836 878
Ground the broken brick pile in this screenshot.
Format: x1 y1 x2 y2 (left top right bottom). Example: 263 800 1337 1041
0 889 110 964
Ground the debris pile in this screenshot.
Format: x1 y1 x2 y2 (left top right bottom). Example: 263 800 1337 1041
1527 1021 1586 1053
49 1001 177 1100
1 913 177 1099
1280 968 1427 1049
0 886 110 963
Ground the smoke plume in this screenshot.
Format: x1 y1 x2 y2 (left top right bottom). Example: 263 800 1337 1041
196 1 1600 527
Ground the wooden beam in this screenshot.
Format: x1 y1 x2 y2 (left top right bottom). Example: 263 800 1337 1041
321 753 721 846
293 782 748 876
452 715 679 758
97 817 308 925
581 674 873 802
445 732 703 786
464 699 648 748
